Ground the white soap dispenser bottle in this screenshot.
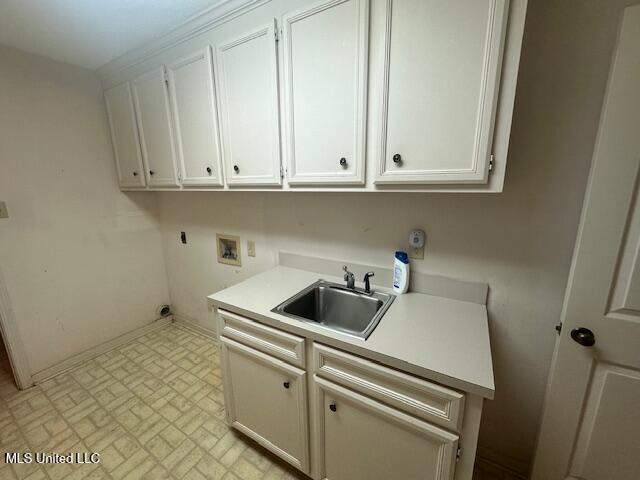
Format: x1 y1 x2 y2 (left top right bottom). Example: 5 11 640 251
393 251 410 294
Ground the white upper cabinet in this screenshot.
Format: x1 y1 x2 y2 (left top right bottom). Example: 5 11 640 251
281 0 369 185
167 48 224 187
131 66 180 188
376 0 509 184
215 21 282 186
102 0 525 192
104 83 146 188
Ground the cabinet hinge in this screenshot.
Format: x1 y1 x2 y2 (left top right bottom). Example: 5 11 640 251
163 70 169 87
274 28 279 42
279 165 284 178
488 154 495 173
456 447 462 462
555 323 562 335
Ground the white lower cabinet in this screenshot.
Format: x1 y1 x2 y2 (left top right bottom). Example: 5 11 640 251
219 336 310 473
217 310 470 480
314 376 459 480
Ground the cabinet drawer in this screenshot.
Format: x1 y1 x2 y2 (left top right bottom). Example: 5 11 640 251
313 343 464 432
218 310 305 368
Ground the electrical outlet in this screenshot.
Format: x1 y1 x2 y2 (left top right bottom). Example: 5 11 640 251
247 240 256 257
0 201 8 219
409 246 424 260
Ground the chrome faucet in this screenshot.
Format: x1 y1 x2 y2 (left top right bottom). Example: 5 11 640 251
343 265 355 289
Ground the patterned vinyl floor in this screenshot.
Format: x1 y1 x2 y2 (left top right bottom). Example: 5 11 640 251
0 324 512 480
0 325 306 480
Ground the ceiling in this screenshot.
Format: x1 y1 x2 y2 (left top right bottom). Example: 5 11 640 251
0 0 225 70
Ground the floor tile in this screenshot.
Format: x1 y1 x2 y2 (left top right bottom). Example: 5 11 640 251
0 325 308 479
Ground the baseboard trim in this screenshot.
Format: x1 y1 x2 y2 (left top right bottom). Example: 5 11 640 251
172 313 218 341
31 317 173 384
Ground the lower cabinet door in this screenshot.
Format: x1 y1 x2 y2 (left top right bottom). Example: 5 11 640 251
314 376 458 480
220 336 309 473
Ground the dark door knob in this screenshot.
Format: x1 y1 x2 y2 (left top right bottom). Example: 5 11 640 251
570 327 595 347
392 154 402 164
133 171 138 176
339 157 347 167
206 166 212 174
329 402 337 412
283 381 290 389
149 170 155 176
233 165 239 173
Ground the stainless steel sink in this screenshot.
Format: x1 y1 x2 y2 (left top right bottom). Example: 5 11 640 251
271 280 395 339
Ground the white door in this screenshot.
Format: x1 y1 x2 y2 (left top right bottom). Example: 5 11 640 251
532 6 640 480
167 47 223 187
215 21 282 186
220 337 309 473
281 0 368 185
314 377 458 480
131 66 180 187
375 0 508 185
104 82 146 188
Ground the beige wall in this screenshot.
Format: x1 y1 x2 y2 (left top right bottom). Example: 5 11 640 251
0 46 170 374
0 0 635 473
158 0 639 473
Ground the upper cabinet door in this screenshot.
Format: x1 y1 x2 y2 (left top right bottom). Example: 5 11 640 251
376 0 509 184
131 67 180 188
104 83 146 189
167 48 224 187
282 0 369 186
215 21 282 186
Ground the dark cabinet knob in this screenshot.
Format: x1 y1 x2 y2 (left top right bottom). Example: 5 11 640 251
149 170 155 176
133 171 138 176
206 166 212 175
570 327 595 347
329 402 337 412
339 157 347 167
392 154 402 165
283 381 290 389
233 165 239 173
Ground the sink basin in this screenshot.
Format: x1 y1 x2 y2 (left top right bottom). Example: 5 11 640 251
271 280 395 339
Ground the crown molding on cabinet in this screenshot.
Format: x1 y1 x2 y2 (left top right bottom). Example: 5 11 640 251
97 0 271 81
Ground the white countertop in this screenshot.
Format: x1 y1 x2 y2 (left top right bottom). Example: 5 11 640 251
207 266 495 399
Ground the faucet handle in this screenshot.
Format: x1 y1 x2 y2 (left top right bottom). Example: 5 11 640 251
342 265 355 288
